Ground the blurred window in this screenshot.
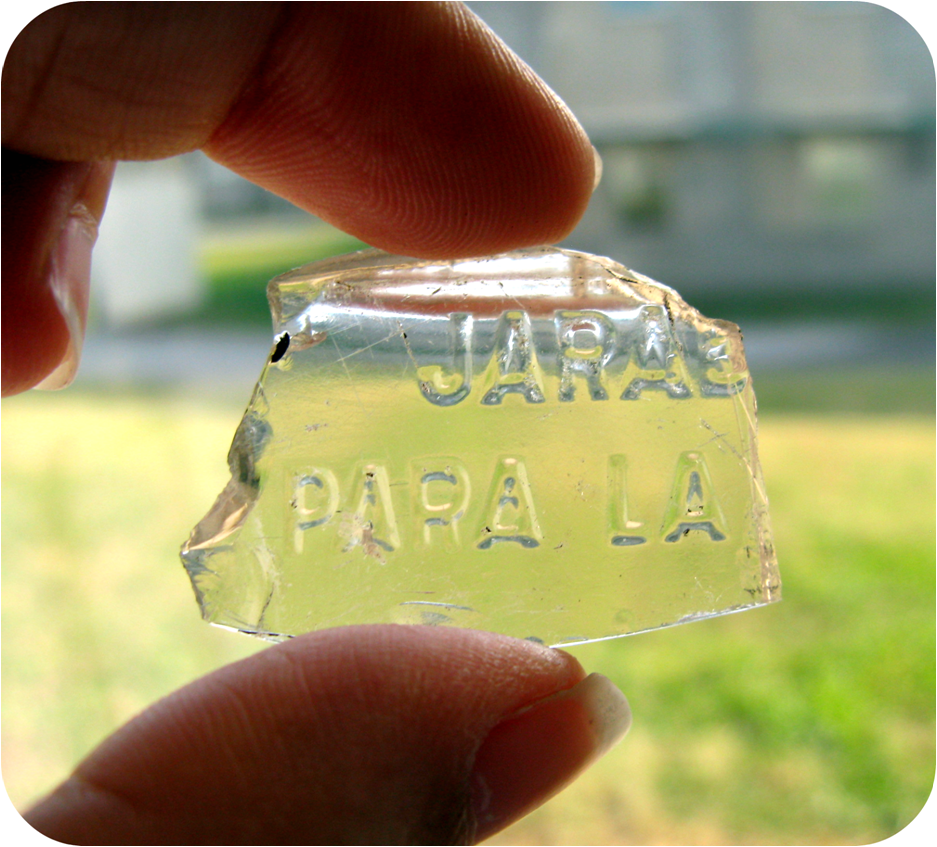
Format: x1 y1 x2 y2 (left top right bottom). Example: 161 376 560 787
799 138 881 221
753 136 884 230
602 145 673 231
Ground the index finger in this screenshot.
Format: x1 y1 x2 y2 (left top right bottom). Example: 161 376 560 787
4 1 596 257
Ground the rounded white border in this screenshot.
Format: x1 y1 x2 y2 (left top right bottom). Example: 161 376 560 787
1 2 933 845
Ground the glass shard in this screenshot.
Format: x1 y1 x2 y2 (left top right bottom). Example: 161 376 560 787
181 247 780 645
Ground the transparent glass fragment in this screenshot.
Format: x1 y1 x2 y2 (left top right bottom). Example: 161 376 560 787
181 247 780 645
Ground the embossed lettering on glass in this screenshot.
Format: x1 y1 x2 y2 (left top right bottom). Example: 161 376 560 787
181 248 780 645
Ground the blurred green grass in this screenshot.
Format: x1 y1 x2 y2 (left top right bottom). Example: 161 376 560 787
2 389 934 843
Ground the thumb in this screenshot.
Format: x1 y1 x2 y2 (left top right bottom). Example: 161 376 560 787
23 625 631 845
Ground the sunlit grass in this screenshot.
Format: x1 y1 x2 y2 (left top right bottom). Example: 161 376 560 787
1 391 268 811
2 390 933 843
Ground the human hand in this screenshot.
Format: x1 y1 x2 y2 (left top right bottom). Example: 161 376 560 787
3 4 629 843
3 1 599 396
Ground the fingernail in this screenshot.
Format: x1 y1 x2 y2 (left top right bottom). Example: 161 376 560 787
33 208 96 390
592 146 603 192
470 673 630 841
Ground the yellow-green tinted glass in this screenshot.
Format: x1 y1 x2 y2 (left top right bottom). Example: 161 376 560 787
182 247 779 645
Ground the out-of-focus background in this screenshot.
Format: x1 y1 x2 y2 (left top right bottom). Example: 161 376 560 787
2 2 934 843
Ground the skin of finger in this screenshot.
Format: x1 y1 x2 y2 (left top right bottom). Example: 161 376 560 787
2 2 284 159
4 2 594 259
203 2 596 256
1 153 72 393
24 625 586 845
0 152 106 395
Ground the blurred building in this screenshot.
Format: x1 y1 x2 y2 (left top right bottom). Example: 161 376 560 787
470 1 935 312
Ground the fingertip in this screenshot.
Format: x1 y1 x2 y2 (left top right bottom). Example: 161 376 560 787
1 155 112 397
205 2 596 258
2 157 65 396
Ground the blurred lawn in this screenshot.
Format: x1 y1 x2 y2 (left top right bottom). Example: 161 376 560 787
2 388 934 843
